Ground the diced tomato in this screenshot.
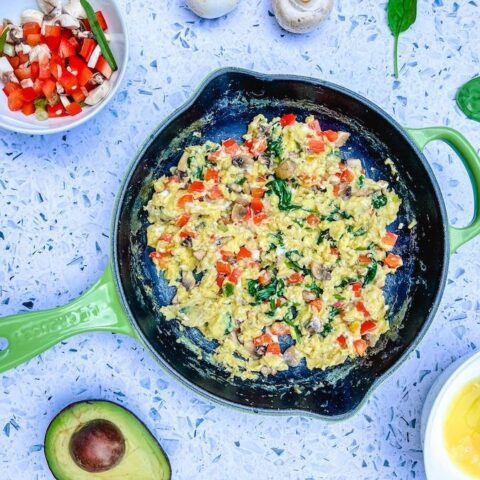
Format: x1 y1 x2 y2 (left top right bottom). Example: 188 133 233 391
71 89 86 103
2 82 21 97
47 103 65 118
287 272 304 284
337 334 347 348
216 262 232 275
66 102 82 116
204 168 219 182
179 229 196 239
21 88 37 102
251 197 264 212
223 138 236 148
306 214 319 226
220 249 235 260
207 184 222 200
149 250 171 270
30 62 39 79
258 270 271 286
236 246 252 260
360 320 377 335
339 168 354 183
359 253 371 264
38 53 51 80
270 322 290 336
95 56 112 79
253 333 273 347
228 268 242 284
356 301 370 317
49 56 62 80
96 11 109 30
7 90 24 112
79 38 97 61
280 113 296 127
32 79 43 96
23 22 41 36
207 150 221 162
222 138 240 156
41 79 57 101
384 254 403 269
59 37 77 58
21 102 35 116
308 119 322 134
216 274 225 288
78 67 93 87
159 233 173 243
8 56 20 69
26 33 43 47
44 25 62 51
69 56 87 74
253 212 268 224
59 70 79 93
251 187 265 198
308 139 325 153
14 67 32 81
382 232 398 247
351 282 362 298
310 299 323 312
245 138 267 157
266 343 281 355
330 246 339 256
188 181 205 193
18 52 30 65
353 339 368 356
323 130 339 142
177 194 194 209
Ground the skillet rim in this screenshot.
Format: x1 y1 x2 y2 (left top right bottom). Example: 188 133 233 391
111 67 450 421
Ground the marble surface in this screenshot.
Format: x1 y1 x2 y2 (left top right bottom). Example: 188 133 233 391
1 0 479 478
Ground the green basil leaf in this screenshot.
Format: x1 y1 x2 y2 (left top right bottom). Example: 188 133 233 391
363 260 378 286
0 27 9 53
223 283 234 297
457 76 480 123
387 0 417 78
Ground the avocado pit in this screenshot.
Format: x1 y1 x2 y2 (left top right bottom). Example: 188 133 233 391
69 419 126 473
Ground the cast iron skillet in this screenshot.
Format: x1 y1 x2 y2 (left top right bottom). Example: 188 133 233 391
1 68 480 420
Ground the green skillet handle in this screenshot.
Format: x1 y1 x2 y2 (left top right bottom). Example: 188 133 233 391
0 264 135 374
405 127 480 254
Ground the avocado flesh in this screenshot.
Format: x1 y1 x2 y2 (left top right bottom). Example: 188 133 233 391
44 400 171 480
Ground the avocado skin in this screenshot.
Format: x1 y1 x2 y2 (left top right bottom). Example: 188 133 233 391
44 400 171 480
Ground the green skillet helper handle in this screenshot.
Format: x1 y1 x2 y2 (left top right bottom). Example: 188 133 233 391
0 264 136 374
405 127 480 254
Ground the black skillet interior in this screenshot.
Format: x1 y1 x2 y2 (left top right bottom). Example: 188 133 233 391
115 70 447 418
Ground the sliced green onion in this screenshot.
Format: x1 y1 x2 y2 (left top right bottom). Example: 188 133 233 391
80 0 118 71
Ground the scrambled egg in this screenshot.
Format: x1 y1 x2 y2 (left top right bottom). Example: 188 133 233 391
145 114 403 379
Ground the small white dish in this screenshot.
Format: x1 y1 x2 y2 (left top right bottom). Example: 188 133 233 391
422 350 480 480
0 0 128 135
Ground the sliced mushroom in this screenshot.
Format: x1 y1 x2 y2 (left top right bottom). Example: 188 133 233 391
272 0 334 34
37 0 62 15
181 272 196 291
7 25 24 44
177 151 189 172
29 44 51 63
283 346 302 367
302 290 316 303
90 72 105 85
311 261 331 280
72 29 94 39
333 131 351 148
84 80 110 106
21 9 44 25
231 203 249 222
275 159 297 179
346 158 363 170
306 316 323 334
62 0 87 19
0 57 18 84
227 183 243 193
15 43 31 55
58 13 80 29
260 365 274 376
254 345 267 357
232 153 254 169
20 78 34 88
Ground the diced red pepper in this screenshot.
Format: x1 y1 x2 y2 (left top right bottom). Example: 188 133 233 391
69 56 87 74
280 113 296 127
159 233 173 243
220 249 235 260
222 138 240 156
176 213 191 227
236 246 252 260
50 55 64 80
216 274 225 288
382 232 398 247
337 334 347 348
59 36 77 58
253 333 273 346
310 299 323 312
323 130 339 142
66 102 82 116
353 339 368 356
188 181 205 193
266 343 281 355
216 262 231 275
245 138 267 157
227 268 242 284
204 168 219 182
207 185 223 200
177 194 194 209
78 67 94 87
384 254 403 269
251 197 264 212
360 320 377 335
8 56 20 69
71 89 86 104
18 52 30 64
44 25 62 51
26 33 43 47
47 103 65 118
14 67 32 81
359 253 371 264
308 139 325 153
270 322 290 336
306 214 319 226
351 282 362 298
251 187 265 198
339 168 354 183
79 38 97 61
23 22 41 36
7 90 24 112
21 88 37 102
356 301 370 317
253 212 268 224
59 70 79 94
84 11 109 31
41 79 57 101
287 272 304 284
207 150 221 162
3 82 21 97
30 62 39 79
179 229 196 239
95 56 112 79
21 102 35 116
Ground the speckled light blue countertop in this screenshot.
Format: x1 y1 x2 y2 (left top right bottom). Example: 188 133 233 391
1 0 479 478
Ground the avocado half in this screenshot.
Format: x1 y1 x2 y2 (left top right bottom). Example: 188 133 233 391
44 400 171 480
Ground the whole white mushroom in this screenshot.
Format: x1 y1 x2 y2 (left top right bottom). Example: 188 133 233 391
186 0 240 19
272 0 334 33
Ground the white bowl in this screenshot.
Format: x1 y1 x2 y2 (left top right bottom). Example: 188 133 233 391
422 350 480 480
0 0 128 135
